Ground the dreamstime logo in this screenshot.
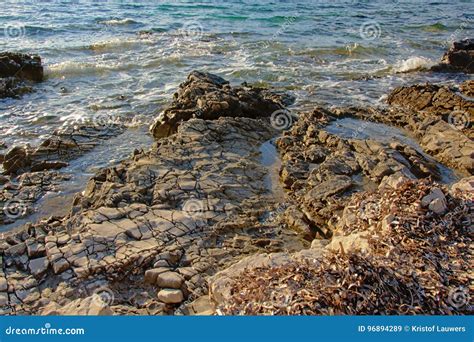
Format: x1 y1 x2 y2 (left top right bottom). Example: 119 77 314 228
182 198 205 217
180 21 203 40
448 287 470 309
448 110 470 130
270 109 293 130
2 199 27 219
359 21 381 40
91 287 114 308
4 23 26 40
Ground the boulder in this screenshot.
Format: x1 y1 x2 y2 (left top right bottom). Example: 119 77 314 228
150 71 285 139
431 39 474 73
0 52 44 81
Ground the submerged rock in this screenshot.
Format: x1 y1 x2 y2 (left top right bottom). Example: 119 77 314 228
2 124 124 175
150 71 285 139
431 38 474 74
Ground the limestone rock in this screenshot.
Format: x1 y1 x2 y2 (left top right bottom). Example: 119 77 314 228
157 289 184 304
150 71 284 139
156 272 184 289
29 257 49 277
41 296 113 315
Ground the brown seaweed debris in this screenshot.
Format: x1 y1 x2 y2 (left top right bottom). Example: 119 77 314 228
219 179 473 315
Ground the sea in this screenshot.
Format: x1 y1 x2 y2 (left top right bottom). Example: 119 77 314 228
0 0 473 179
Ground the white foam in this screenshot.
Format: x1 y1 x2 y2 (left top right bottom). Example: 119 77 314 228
45 60 124 78
393 56 434 73
98 18 137 26
89 37 145 51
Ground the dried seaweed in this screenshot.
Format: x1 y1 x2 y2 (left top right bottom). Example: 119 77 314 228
220 179 473 315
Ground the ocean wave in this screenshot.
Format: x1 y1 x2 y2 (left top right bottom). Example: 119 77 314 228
88 37 147 51
45 60 126 78
98 18 139 26
420 22 449 32
393 56 434 73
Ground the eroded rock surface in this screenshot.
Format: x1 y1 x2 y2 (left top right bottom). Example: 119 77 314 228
150 71 288 139
386 83 473 172
1 71 471 316
3 124 124 175
0 117 304 315
276 107 457 239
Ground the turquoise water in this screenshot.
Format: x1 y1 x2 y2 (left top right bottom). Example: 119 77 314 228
0 0 473 152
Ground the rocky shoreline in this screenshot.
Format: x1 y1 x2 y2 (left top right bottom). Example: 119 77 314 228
0 40 472 315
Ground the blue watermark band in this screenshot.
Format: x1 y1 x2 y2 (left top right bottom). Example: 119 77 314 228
0 316 472 342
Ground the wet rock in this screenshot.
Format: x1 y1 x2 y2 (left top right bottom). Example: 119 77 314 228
0 52 43 98
30 161 69 172
431 39 474 73
0 77 32 98
0 171 70 225
157 289 184 304
0 52 43 81
150 71 284 139
3 146 31 174
3 124 124 176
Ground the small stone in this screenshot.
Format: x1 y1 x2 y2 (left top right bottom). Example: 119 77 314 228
0 292 7 306
0 278 7 292
156 272 184 289
27 241 45 258
52 258 70 274
144 268 168 285
5 243 26 257
429 198 448 215
421 188 447 214
29 257 49 277
157 288 184 304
